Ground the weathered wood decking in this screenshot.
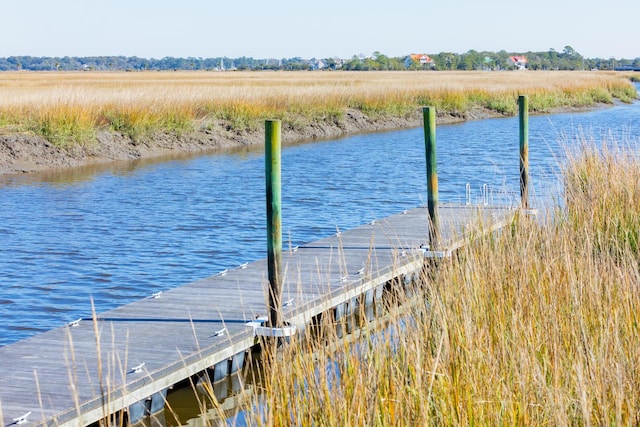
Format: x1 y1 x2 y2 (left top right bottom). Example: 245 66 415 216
0 204 516 427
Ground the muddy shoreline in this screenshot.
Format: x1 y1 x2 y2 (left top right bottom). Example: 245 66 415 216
0 105 596 176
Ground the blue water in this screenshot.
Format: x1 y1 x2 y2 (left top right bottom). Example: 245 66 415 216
1 85 639 346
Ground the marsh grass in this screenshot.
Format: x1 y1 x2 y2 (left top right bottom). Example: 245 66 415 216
0 71 635 146
101 104 194 141
239 140 640 426
563 141 640 259
28 104 98 146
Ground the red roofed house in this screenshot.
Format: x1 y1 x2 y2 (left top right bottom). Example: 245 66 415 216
509 55 528 70
405 54 435 68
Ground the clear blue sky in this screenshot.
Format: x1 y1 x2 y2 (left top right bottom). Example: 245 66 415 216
2 0 638 59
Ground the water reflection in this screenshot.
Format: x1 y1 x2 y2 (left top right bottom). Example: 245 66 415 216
163 373 253 427
0 144 265 188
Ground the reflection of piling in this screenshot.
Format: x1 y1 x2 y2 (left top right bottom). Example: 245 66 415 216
519 95 529 210
423 107 440 250
265 120 282 329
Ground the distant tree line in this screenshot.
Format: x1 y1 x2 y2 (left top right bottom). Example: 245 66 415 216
0 46 638 72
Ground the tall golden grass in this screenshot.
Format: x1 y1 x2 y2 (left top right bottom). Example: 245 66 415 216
0 71 636 146
236 139 640 426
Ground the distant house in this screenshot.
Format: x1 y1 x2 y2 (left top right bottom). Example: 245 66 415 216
309 59 326 70
509 55 528 70
405 54 435 68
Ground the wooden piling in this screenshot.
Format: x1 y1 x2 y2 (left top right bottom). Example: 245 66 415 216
423 107 440 250
519 95 529 210
265 120 282 328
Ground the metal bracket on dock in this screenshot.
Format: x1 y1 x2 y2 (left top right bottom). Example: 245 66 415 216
422 248 453 259
253 325 297 337
420 244 453 259
10 412 31 425
147 291 163 299
246 316 297 338
128 363 145 374
420 243 453 259
67 318 81 328
521 208 539 216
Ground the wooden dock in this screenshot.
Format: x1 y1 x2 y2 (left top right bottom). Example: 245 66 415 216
0 204 516 427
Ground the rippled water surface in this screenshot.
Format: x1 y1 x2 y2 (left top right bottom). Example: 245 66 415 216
1 85 639 346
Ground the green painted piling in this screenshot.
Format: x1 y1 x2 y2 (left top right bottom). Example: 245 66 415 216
423 107 440 250
265 120 282 329
519 95 529 210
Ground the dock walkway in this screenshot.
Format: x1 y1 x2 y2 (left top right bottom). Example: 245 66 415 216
0 204 516 427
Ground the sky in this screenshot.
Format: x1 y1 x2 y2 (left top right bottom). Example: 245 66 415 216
2 0 639 60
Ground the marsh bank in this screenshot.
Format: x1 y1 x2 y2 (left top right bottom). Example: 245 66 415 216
0 107 505 175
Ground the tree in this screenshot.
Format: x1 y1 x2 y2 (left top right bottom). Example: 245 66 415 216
0 49 633 72
344 55 362 71
373 52 389 70
562 45 578 59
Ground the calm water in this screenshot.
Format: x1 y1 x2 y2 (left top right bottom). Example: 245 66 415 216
1 85 639 347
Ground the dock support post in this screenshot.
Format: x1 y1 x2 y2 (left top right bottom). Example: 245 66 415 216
265 120 283 329
423 107 440 250
519 95 529 210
